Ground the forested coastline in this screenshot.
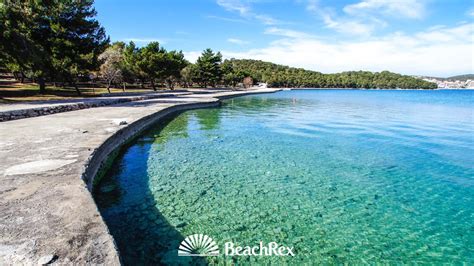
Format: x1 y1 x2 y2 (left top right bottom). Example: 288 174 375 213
229 59 437 89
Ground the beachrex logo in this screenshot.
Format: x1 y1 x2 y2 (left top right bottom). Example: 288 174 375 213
178 234 294 257
178 234 220 256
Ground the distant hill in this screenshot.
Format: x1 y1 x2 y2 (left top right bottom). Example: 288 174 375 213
229 59 437 89
420 74 474 81
446 74 474 81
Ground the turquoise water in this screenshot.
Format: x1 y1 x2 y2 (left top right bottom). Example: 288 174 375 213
94 90 474 264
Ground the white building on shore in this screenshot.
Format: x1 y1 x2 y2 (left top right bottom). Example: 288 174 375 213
421 78 474 89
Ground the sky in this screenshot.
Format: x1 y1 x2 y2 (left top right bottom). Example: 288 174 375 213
94 0 474 77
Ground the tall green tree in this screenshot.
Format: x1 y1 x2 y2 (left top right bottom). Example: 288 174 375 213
135 42 188 90
195 48 222 87
221 59 234 87
121 41 143 87
163 50 188 89
48 0 108 95
136 42 166 90
0 0 108 94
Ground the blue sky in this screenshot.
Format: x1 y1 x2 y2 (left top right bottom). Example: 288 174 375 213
94 0 474 77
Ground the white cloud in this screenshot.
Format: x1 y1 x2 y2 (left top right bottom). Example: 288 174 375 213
344 0 426 19
184 23 474 77
321 13 375 36
205 15 248 23
175 31 189 35
304 0 377 36
227 38 250 45
467 9 474 17
216 0 280 25
183 51 201 63
216 0 250 15
306 0 319 12
264 27 313 39
304 0 425 36
255 14 279 25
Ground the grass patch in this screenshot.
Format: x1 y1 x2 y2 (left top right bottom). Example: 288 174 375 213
0 80 164 103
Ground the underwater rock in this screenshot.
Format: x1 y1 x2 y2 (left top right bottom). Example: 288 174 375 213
175 221 187 228
273 227 283 234
234 225 247 231
292 236 304 244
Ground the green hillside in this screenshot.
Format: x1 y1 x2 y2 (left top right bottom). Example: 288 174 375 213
230 59 437 89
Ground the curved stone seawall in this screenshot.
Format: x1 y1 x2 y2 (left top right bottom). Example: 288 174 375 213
0 89 280 265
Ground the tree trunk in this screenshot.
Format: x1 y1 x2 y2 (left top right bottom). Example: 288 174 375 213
165 79 173 90
73 82 81 96
38 77 46 94
122 82 126 92
151 80 156 91
106 81 111 93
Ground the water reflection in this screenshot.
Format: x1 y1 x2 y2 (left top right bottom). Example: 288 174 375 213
194 108 221 131
152 112 190 145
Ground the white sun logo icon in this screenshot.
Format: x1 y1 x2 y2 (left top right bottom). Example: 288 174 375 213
178 234 220 257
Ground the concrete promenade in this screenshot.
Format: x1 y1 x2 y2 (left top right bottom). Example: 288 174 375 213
0 88 279 264
0 91 198 122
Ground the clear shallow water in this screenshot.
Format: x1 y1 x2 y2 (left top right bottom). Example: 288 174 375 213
95 90 474 264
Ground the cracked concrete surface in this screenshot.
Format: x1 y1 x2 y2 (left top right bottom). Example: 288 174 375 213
0 88 279 264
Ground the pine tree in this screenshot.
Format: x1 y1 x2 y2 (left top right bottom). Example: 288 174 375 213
195 49 222 87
